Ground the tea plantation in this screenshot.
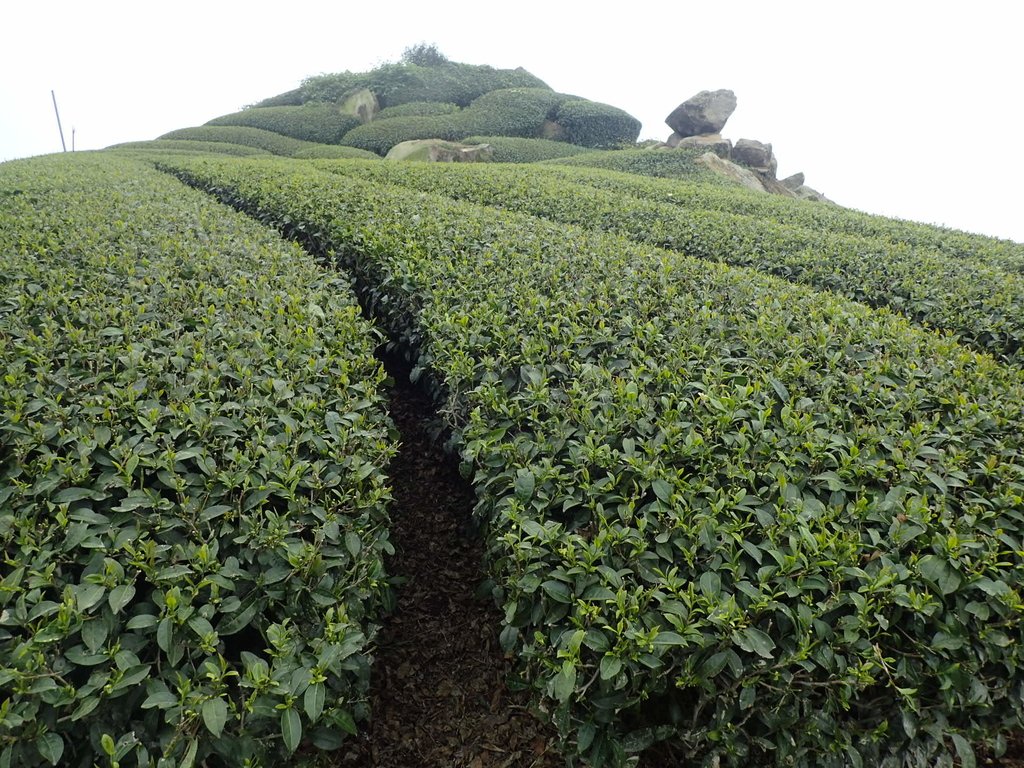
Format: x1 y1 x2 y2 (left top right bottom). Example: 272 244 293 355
3 51 1024 768
0 155 394 767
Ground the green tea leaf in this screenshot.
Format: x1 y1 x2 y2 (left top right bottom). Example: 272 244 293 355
76 583 105 612
218 593 261 636
600 655 623 680
552 661 576 703
952 734 976 768
282 708 302 753
733 627 776 659
108 584 136 614
345 531 362 557
541 579 571 604
304 682 326 722
651 478 673 504
179 738 199 768
36 733 64 766
514 470 535 502
202 697 229 738
652 631 687 648
53 487 97 504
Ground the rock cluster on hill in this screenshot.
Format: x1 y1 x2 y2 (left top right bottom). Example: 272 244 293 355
658 90 829 202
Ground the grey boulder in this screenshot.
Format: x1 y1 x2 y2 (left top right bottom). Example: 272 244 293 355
665 89 737 137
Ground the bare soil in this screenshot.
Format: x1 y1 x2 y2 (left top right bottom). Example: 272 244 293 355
335 355 561 768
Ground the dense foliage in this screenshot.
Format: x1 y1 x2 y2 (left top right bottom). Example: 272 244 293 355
256 61 550 109
0 155 395 767
156 126 379 160
337 116 447 156
533 163 1024 273
552 100 641 149
106 140 272 157
400 42 449 67
461 136 593 163
319 160 1024 364
338 89 631 155
540 147 725 182
374 101 461 120
164 155 1024 768
206 104 361 145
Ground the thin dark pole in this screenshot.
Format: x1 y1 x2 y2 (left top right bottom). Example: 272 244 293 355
72 128 75 152
51 90 67 152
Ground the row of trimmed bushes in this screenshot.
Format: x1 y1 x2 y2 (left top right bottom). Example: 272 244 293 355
540 146 724 182
461 136 594 163
534 161 1024 273
321 160 1024 364
107 139 272 156
156 125 379 159
256 60 550 108
164 155 1024 768
339 88 640 155
0 155 394 767
206 103 361 145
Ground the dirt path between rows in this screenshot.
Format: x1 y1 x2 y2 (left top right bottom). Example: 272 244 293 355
335 353 562 768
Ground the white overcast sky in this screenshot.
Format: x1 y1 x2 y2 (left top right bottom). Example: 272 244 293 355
2 1 1021 243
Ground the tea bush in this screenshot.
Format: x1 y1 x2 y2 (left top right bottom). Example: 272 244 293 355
165 155 1024 768
106 140 272 157
0 155 395 767
340 89 638 156
259 61 550 109
375 101 461 120
461 136 593 163
540 146 724 182
321 160 1024 364
339 116 452 155
206 104 360 145
533 164 1024 273
454 88 568 138
553 100 642 148
157 126 378 159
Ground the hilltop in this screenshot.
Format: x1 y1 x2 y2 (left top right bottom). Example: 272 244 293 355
111 44 825 198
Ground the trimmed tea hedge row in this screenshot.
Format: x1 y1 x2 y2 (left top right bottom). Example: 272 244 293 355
375 101 461 119
551 100 641 149
320 160 1024 364
164 156 1024 768
206 104 361 145
157 125 379 160
258 61 551 109
339 88 638 155
540 147 726 183
535 162 1024 273
0 155 395 767
462 136 593 163
106 140 272 157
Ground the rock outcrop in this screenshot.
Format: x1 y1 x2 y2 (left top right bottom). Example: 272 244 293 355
695 153 773 194
732 139 778 179
385 139 494 163
793 184 831 203
340 88 379 123
666 89 737 137
668 132 733 159
780 172 805 191
658 89 829 202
